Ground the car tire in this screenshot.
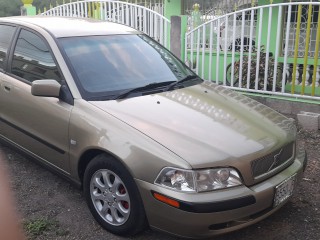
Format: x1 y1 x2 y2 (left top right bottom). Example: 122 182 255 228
83 153 147 236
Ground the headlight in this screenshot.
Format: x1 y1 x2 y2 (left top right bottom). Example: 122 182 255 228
155 167 242 193
195 168 242 192
155 168 195 192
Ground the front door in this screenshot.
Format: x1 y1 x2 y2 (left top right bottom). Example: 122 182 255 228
0 28 72 173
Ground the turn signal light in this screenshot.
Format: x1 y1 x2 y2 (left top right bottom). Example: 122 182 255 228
153 192 180 208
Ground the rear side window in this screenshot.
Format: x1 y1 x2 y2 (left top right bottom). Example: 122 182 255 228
0 25 16 70
11 29 62 83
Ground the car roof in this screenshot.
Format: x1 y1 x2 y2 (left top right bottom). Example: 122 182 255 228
0 16 139 38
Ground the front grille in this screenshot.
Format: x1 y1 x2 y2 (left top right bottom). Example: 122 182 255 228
251 142 294 178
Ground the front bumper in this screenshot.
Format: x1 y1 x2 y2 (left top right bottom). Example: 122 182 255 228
136 150 307 238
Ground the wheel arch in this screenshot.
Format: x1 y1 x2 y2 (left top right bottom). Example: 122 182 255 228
78 149 130 187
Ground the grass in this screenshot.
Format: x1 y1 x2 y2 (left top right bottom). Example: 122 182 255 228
23 218 69 239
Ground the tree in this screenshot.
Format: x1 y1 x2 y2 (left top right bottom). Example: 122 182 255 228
0 0 21 17
0 0 79 17
33 0 79 13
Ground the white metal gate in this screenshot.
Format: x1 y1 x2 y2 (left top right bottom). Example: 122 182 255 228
41 0 170 48
185 2 320 100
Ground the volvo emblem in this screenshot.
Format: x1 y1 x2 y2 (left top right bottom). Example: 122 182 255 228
268 149 283 172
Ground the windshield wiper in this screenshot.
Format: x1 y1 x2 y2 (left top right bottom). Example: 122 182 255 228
166 75 201 91
114 81 175 100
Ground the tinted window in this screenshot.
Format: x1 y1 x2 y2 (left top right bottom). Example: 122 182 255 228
59 34 194 99
11 29 62 82
0 25 16 70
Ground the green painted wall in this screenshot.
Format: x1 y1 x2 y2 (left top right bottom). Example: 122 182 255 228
257 3 280 54
258 0 283 5
164 0 182 50
187 51 242 82
164 0 182 19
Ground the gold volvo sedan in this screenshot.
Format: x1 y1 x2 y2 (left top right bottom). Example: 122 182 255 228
0 17 307 238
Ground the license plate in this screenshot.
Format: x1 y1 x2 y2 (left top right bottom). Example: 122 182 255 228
273 174 296 208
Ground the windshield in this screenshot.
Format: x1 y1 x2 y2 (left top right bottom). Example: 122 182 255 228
59 34 196 100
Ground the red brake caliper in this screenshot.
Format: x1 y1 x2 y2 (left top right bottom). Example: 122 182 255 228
119 185 129 209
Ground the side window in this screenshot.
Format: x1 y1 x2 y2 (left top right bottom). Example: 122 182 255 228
0 25 16 70
11 29 62 83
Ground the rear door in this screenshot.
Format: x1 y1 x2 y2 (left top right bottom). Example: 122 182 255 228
0 27 73 173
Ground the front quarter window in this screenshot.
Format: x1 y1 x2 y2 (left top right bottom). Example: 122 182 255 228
59 34 197 100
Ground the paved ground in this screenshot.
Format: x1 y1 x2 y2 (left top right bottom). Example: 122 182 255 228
0 127 319 240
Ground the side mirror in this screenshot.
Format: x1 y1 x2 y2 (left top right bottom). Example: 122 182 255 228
31 80 61 98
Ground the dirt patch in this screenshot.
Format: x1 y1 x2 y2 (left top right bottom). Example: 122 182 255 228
1 126 319 240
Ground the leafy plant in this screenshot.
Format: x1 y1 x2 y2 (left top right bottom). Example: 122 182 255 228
23 218 58 238
226 45 284 91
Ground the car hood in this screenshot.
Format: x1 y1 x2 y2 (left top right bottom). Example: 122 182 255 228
90 82 296 169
